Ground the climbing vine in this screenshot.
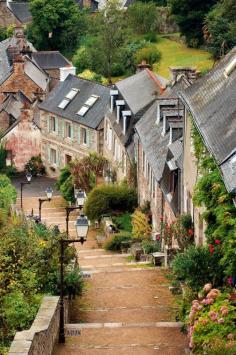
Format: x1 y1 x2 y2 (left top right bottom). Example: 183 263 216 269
191 119 236 276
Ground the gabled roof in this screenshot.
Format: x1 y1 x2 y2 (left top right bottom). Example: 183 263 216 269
38 74 110 129
179 47 236 193
0 94 22 119
0 36 35 83
32 51 71 70
8 2 32 24
116 69 168 115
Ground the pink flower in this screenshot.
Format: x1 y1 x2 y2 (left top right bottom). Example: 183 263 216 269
215 239 221 245
227 333 234 340
220 306 229 316
209 311 218 321
228 276 233 285
203 283 212 292
209 244 214 254
218 318 224 324
188 228 194 236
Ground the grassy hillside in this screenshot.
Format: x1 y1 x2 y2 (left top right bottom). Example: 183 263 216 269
154 36 214 79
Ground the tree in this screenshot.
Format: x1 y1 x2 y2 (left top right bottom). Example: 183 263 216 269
169 0 217 47
127 2 160 35
134 44 161 66
86 0 129 82
27 0 86 55
204 0 236 59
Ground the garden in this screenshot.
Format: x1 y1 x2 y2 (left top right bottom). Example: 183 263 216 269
0 174 83 354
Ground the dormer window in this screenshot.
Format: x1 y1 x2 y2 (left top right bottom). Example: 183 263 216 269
110 89 118 112
116 100 125 123
122 110 131 135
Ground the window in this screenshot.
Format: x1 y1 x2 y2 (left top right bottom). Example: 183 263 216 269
108 127 112 150
142 151 145 173
58 98 70 109
50 148 57 165
65 154 72 165
169 171 178 193
65 122 72 138
81 127 87 145
65 88 79 100
49 116 56 132
77 105 89 117
84 94 99 107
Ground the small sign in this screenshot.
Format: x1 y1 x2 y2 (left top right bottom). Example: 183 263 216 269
65 328 81 336
81 271 92 278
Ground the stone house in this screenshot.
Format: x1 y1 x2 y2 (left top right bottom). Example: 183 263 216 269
103 69 167 183
38 74 110 177
1 103 41 170
135 74 190 236
179 48 236 244
0 0 31 27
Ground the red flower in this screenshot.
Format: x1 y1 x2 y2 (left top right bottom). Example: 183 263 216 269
209 244 214 254
160 216 164 221
228 276 233 285
215 239 221 245
188 228 194 236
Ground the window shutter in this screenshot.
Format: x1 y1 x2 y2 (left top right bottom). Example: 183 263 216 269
87 129 91 147
78 126 81 144
55 117 59 134
56 149 60 167
47 146 51 164
47 116 50 132
71 124 74 140
62 121 65 137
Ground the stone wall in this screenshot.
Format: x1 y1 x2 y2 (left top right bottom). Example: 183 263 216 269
8 296 68 355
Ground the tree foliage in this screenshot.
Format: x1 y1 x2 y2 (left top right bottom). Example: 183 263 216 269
127 2 161 35
169 0 217 47
204 0 236 59
131 209 152 239
27 0 86 55
191 121 236 276
84 184 137 221
134 44 161 66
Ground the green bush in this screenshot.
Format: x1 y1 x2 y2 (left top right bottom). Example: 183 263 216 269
142 240 161 254
135 44 161 66
64 267 84 299
144 32 159 43
25 156 45 176
112 213 132 232
55 165 74 203
172 245 224 291
104 232 132 252
84 184 137 221
0 174 17 218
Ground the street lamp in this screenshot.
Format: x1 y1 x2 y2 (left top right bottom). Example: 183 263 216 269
38 187 53 221
75 189 86 208
65 189 86 235
59 214 89 344
20 172 32 208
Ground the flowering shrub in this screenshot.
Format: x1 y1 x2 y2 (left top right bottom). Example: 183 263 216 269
161 214 194 251
187 283 236 353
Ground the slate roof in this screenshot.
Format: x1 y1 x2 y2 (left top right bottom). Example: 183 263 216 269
116 69 168 115
0 37 35 83
8 2 32 23
39 74 110 129
32 51 71 70
135 77 188 183
0 94 22 119
179 47 236 193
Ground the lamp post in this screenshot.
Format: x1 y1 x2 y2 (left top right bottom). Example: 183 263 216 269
38 187 53 221
20 172 32 209
59 214 89 344
65 189 86 235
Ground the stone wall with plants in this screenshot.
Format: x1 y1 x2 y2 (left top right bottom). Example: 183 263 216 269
0 174 83 354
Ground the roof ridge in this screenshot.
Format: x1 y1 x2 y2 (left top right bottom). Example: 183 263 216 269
145 69 166 93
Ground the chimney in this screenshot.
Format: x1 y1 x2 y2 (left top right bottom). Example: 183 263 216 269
169 67 198 83
60 66 76 81
136 60 151 73
13 55 25 75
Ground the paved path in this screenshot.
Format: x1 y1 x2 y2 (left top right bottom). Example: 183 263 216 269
13 185 187 354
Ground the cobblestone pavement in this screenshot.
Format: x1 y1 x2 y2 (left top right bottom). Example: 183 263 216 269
13 184 187 354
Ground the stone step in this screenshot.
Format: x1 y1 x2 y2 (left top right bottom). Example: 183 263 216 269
53 326 188 355
66 322 183 329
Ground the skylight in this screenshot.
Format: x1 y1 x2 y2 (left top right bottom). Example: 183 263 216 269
58 98 70 109
77 106 89 117
65 88 79 100
84 94 99 107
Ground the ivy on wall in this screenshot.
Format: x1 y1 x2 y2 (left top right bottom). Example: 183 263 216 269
191 118 236 276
